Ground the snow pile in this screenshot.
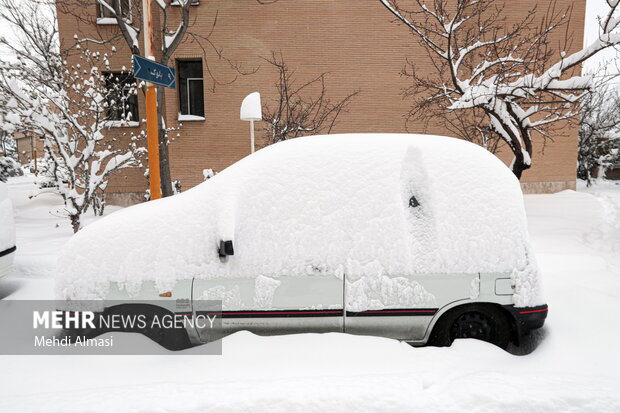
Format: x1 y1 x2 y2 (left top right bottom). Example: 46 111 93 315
56 134 543 307
0 182 16 251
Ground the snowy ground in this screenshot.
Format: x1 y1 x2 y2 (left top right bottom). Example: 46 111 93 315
0 175 619 412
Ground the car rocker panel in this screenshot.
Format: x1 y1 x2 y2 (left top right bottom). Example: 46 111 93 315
0 245 16 278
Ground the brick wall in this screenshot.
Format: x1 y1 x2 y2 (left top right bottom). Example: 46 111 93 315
56 0 586 202
13 132 44 166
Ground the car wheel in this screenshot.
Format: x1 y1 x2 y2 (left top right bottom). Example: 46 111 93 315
429 304 511 349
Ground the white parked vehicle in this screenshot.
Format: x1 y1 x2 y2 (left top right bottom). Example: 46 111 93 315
57 134 547 350
0 181 16 279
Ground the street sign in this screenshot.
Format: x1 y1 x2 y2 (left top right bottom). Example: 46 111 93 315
132 55 176 89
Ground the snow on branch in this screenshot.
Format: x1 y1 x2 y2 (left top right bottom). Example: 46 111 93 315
381 0 620 179
0 0 143 232
56 0 278 199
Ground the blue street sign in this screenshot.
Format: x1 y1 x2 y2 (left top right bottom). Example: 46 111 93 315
132 55 176 89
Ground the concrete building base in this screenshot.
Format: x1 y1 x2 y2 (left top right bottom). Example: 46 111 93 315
520 181 576 194
105 192 145 207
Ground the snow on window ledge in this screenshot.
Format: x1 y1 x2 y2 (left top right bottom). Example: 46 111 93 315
178 114 205 122
102 120 140 128
96 16 133 25
171 0 200 6
96 17 118 25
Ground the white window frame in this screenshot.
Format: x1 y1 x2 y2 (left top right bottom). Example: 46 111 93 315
97 0 132 25
185 77 203 117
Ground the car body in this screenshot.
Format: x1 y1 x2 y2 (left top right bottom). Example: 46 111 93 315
0 181 16 279
0 246 15 279
57 134 547 349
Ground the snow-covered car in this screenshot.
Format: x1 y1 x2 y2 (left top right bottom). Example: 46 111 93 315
56 134 547 350
0 181 16 278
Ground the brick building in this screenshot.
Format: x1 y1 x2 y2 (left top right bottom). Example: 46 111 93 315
56 0 586 206
13 132 44 167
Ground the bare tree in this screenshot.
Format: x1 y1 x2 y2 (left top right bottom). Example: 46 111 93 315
380 0 620 179
261 52 359 145
57 0 270 196
0 0 141 232
578 78 620 186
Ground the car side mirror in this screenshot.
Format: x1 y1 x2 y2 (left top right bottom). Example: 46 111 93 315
218 240 234 257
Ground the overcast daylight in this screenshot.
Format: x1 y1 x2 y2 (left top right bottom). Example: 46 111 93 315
0 1 619 412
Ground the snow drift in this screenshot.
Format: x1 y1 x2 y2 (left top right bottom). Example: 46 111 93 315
56 134 543 307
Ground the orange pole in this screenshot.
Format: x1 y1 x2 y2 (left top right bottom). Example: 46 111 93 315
145 85 160 199
142 0 161 200
33 149 37 176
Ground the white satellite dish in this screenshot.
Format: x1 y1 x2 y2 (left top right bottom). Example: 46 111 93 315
240 92 262 153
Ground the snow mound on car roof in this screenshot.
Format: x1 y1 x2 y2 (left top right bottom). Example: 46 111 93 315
56 134 543 307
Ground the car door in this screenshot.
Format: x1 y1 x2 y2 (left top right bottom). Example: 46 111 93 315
344 273 477 341
192 274 344 342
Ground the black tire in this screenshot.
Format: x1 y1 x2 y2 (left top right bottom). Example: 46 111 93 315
428 304 511 350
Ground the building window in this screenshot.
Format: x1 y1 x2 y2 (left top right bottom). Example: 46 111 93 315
98 0 130 22
178 60 204 118
103 72 139 123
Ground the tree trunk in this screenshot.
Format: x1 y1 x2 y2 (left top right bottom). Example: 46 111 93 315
156 84 173 197
511 155 531 179
511 141 533 180
70 214 80 233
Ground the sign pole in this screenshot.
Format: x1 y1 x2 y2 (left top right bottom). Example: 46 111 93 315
142 0 161 200
250 119 255 153
31 135 38 176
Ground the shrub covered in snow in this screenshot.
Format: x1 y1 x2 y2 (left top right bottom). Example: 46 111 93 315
0 157 22 182
56 134 542 308
578 81 620 185
203 169 215 180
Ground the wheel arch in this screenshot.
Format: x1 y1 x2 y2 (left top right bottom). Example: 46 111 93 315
423 300 518 345
103 302 193 350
